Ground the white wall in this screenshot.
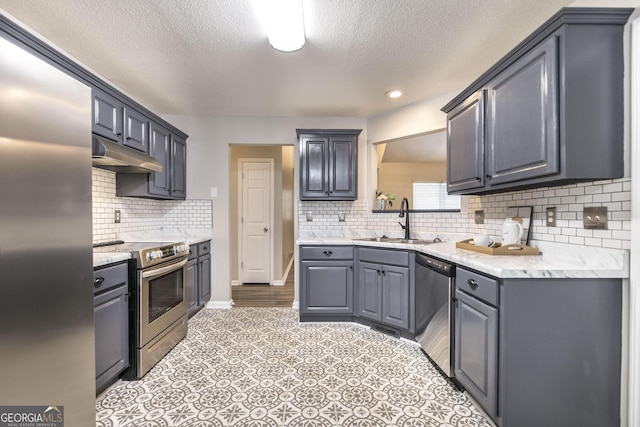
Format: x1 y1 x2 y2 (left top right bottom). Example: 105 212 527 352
162 114 366 304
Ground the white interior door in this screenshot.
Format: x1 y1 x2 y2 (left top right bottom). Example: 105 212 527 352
240 160 273 284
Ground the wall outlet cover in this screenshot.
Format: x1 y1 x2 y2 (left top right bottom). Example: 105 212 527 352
583 206 608 230
474 210 484 224
546 207 557 227
114 210 121 223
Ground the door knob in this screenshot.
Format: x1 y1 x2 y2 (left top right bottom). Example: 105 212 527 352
264 227 269 232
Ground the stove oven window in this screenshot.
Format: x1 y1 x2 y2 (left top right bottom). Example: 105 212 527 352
148 269 184 322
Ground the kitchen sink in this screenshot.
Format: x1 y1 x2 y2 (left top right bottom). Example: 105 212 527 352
355 237 440 245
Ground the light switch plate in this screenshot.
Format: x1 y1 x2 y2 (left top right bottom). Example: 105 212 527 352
114 210 121 223
583 206 608 230
474 210 484 224
546 207 556 227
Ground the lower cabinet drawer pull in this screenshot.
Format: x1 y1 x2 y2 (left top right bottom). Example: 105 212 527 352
323 250 333 256
94 277 104 288
468 279 478 289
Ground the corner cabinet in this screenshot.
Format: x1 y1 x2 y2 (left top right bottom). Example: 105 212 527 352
356 247 413 333
444 8 631 195
298 129 361 201
299 245 354 319
116 121 187 200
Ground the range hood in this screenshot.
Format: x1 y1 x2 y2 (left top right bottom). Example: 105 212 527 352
92 134 162 173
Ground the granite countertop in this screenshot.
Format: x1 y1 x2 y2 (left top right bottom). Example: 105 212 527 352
119 228 213 245
93 228 213 268
296 237 629 279
93 252 131 268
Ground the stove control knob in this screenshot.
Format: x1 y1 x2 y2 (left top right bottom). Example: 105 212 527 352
146 253 152 262
149 250 161 260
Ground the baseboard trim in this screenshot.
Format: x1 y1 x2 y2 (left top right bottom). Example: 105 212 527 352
291 300 299 310
231 280 239 286
272 279 284 287
206 300 233 309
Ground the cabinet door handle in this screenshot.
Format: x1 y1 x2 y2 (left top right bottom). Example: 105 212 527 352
126 136 132 140
349 265 353 271
94 277 104 288
486 174 493 181
382 270 386 276
323 250 333 256
116 132 122 137
467 279 478 289
476 177 482 182
202 246 208 251
263 228 268 233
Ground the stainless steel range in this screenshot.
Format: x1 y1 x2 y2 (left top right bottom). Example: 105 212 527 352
94 240 190 378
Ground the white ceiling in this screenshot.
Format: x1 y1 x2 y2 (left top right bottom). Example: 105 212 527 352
0 0 636 118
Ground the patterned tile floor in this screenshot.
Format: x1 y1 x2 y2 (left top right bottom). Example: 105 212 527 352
96 308 493 426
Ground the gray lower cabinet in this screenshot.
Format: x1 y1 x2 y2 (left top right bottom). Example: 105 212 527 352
299 246 354 318
188 241 211 318
455 283 498 419
444 9 630 195
93 262 130 394
455 267 622 427
186 253 198 316
356 248 411 331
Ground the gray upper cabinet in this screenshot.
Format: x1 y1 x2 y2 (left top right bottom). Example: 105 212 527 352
116 121 187 200
298 129 361 201
486 37 558 185
92 88 123 143
123 107 149 153
447 91 485 193
171 135 187 199
443 8 631 195
148 122 171 197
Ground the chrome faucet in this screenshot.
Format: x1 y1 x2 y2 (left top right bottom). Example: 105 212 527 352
398 197 410 240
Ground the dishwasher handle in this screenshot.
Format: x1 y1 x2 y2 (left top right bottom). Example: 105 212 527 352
416 252 455 277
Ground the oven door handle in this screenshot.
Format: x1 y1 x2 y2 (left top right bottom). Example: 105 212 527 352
142 258 188 280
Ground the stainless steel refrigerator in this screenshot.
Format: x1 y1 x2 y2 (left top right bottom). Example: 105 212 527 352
0 34 95 425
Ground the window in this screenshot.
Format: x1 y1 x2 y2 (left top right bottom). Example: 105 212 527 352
413 182 461 210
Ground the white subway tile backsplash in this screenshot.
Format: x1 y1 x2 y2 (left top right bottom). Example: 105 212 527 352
92 168 212 243
299 177 631 250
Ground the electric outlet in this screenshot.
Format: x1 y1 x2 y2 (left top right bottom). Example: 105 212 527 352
546 207 556 227
114 210 121 223
583 206 608 230
474 210 484 224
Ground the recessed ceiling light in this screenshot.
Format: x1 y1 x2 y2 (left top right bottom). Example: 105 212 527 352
386 89 404 99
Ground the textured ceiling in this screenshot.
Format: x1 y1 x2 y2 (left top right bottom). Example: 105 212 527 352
0 0 633 117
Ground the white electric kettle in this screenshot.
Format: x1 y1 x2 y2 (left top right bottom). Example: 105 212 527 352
502 218 524 245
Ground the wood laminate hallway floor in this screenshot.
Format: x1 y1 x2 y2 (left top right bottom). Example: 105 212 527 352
232 268 294 307
96 308 492 427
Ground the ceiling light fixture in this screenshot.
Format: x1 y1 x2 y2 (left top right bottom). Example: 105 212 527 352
257 0 306 52
386 89 404 99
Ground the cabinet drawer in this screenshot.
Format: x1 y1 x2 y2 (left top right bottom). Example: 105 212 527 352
198 241 211 257
357 248 409 267
188 244 197 260
457 268 499 306
301 246 353 260
93 262 128 295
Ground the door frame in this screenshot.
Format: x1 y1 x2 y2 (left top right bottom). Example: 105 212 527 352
237 158 275 285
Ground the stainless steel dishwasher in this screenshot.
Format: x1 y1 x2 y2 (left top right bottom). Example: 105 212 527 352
415 252 456 377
